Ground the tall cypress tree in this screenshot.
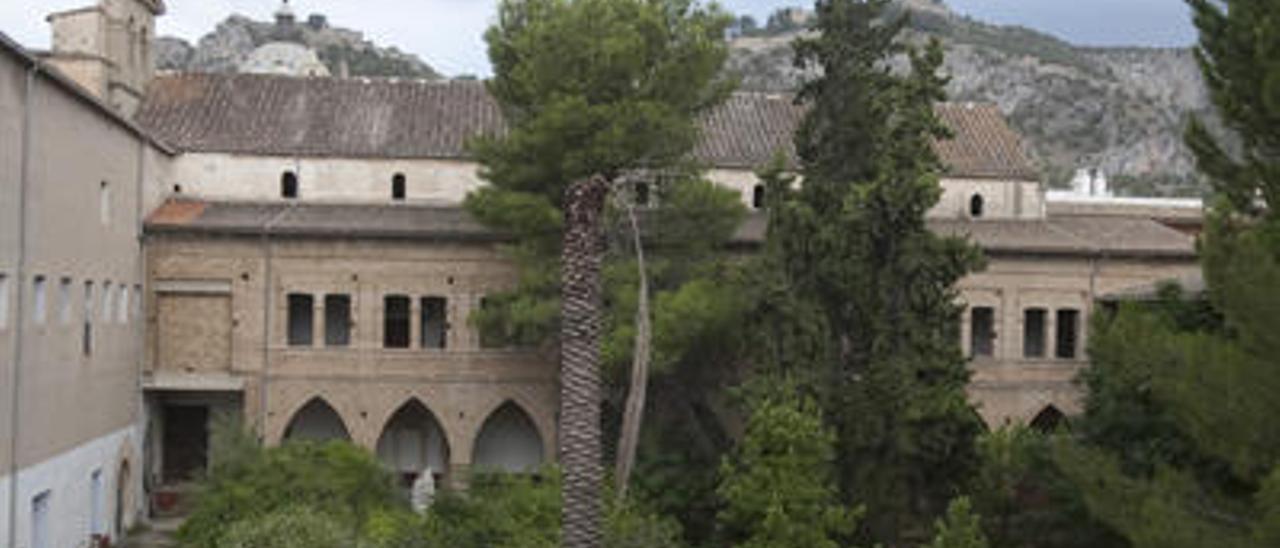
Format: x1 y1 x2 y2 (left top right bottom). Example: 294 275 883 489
759 0 985 543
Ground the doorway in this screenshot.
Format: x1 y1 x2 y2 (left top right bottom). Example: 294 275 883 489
161 405 209 483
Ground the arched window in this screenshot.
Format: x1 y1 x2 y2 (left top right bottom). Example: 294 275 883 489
392 173 406 201
752 184 765 209
283 398 350 442
473 402 544 473
969 194 985 218
376 399 450 488
281 171 299 199
1030 405 1066 433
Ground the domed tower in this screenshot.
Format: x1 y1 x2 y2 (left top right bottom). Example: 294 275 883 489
45 0 166 116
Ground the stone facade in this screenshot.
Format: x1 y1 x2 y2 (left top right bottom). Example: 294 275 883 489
143 233 557 487
959 253 1199 425
45 0 163 116
0 0 1208 536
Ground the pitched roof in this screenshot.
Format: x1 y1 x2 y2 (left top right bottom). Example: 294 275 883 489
928 215 1196 258
136 73 1037 180
148 199 1194 258
145 198 500 241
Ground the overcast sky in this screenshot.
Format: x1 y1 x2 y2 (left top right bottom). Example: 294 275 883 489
0 0 1197 77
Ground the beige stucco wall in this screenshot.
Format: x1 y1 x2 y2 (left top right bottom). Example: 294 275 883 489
933 178 1044 220
0 43 170 542
0 49 160 473
960 254 1200 425
168 153 489 205
145 234 559 481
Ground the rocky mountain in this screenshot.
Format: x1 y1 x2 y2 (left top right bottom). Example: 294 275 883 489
728 2 1214 195
156 13 441 80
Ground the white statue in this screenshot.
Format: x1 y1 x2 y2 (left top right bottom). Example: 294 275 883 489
410 467 436 513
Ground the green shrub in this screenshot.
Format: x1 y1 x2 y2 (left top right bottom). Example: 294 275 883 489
178 441 404 547
423 468 683 548
216 505 349 548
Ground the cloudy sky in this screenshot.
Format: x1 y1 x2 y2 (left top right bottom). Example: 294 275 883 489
0 0 1197 77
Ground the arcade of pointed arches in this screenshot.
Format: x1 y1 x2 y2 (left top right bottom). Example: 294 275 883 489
274 391 552 483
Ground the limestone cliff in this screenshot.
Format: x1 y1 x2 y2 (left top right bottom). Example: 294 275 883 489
727 3 1214 195
155 14 441 80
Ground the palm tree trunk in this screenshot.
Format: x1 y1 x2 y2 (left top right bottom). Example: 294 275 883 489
560 175 609 548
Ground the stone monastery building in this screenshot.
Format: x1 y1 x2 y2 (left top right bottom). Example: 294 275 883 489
0 0 1201 545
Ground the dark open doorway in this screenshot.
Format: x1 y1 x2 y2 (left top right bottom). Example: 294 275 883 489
161 405 209 483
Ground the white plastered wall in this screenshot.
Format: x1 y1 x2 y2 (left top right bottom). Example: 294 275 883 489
168 153 487 205
0 425 143 548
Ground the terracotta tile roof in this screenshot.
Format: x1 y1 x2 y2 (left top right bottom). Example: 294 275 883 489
145 198 502 241
934 103 1039 180
148 199 1194 258
928 215 1196 258
136 73 1036 180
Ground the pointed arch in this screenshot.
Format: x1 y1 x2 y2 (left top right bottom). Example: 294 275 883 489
1030 405 1067 433
283 397 351 442
376 399 450 489
473 401 545 473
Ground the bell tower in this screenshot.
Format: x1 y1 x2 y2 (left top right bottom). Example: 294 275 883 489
45 0 166 117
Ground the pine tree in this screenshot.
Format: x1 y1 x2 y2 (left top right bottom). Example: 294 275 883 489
716 378 859 548
757 0 986 543
926 498 989 548
1057 1 1280 546
471 1 734 546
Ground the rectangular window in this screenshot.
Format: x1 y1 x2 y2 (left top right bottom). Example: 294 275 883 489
31 490 51 548
383 295 411 348
134 284 143 320
59 277 72 325
118 285 129 324
32 275 46 325
1023 308 1047 358
89 469 103 536
287 294 314 347
102 281 113 322
1056 309 1081 359
100 181 111 225
324 294 352 347
83 281 94 356
0 273 9 328
420 297 447 349
970 306 995 358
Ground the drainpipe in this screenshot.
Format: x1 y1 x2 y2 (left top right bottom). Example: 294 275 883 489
7 63 37 548
132 135 147 531
259 204 291 442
